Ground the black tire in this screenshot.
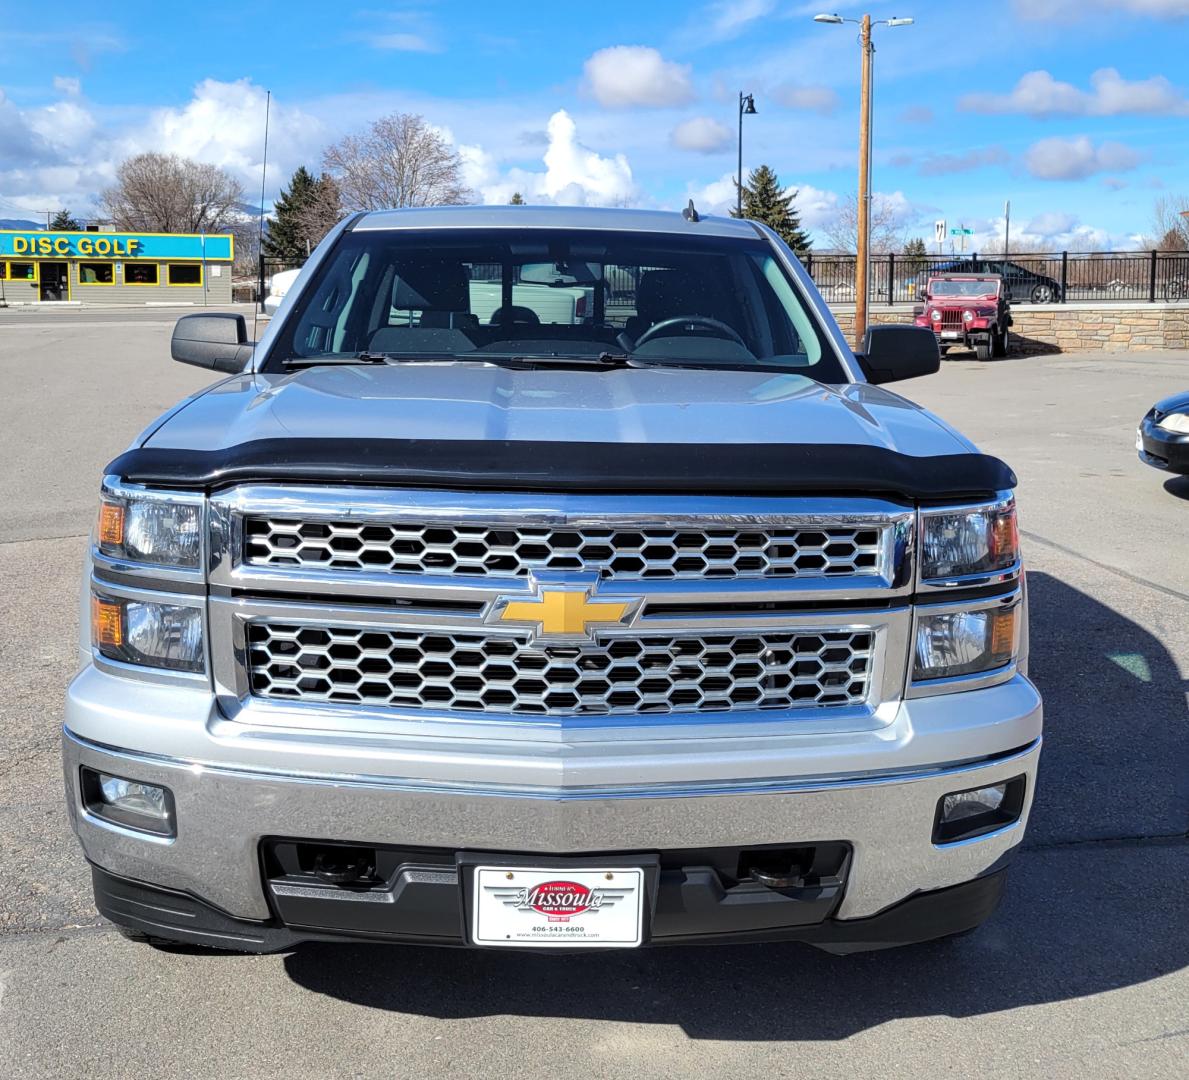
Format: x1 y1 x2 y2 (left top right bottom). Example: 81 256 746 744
1164 279 1186 302
974 341 992 361
992 329 1008 358
112 923 240 953
1030 283 1055 303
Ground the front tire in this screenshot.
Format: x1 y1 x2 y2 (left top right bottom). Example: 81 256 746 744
112 923 244 953
992 329 1008 357
975 340 992 361
1031 283 1055 303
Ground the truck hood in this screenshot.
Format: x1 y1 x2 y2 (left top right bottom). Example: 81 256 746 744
142 363 974 458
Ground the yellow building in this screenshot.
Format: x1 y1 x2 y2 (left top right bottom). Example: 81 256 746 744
0 229 234 304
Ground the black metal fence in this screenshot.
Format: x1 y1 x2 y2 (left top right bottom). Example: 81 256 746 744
804 251 1189 305
254 251 1189 309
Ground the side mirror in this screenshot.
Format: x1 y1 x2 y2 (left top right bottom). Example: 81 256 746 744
171 313 254 374
856 324 940 385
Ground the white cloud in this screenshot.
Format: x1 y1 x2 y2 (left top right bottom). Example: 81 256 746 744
686 172 739 216
771 84 839 114
962 68 1188 117
368 33 437 52
671 116 731 153
539 111 635 203
702 0 777 41
899 105 934 125
1024 135 1142 180
131 78 326 190
463 110 636 207
52 75 81 97
1013 0 1189 18
918 146 1010 176
581 46 694 108
0 77 325 216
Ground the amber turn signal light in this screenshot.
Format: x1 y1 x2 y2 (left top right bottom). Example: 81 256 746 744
98 500 125 547
91 595 124 648
990 607 1016 657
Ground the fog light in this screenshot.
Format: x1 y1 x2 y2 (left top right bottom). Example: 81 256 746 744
933 775 1026 844
81 767 175 837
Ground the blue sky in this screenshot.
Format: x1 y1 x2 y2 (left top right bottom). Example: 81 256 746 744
2 0 1187 249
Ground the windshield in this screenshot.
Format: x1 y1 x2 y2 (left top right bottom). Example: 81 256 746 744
928 278 999 299
265 227 843 378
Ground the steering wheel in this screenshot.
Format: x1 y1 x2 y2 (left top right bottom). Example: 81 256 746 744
633 315 748 350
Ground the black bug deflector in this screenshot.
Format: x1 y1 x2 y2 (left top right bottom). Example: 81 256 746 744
106 439 1016 502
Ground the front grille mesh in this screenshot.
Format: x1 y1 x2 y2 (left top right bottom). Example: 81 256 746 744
247 624 875 716
242 519 884 581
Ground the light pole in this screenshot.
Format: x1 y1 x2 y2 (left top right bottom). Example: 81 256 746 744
815 13 914 348
737 92 757 217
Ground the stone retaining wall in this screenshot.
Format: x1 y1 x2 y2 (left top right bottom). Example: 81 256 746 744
830 303 1189 353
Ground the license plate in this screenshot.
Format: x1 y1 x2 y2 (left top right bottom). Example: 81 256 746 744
472 866 644 948
941 331 962 339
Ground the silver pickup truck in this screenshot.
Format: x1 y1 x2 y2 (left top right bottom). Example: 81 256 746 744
64 205 1040 954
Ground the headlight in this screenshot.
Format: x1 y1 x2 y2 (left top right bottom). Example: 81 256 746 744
914 597 1020 681
1156 411 1189 435
98 487 202 568
930 309 942 322
963 309 975 322
920 498 1018 582
91 592 205 673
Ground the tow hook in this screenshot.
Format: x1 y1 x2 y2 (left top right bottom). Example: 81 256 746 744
311 850 376 886
749 865 843 900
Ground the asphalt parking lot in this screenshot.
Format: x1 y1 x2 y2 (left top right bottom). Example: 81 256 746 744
0 306 1186 1078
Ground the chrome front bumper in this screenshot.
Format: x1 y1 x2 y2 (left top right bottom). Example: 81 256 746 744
63 667 1042 923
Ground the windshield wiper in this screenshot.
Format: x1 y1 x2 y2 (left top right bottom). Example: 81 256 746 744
281 351 393 369
474 351 634 367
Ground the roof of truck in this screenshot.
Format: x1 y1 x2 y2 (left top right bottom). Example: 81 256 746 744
352 203 760 239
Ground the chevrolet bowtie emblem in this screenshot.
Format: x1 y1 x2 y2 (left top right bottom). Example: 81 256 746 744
496 588 637 639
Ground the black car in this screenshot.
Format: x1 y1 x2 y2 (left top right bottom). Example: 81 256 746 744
914 258 1062 304
1137 390 1189 474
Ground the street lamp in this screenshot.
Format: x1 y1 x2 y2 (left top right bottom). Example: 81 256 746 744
815 13 914 348
737 92 757 218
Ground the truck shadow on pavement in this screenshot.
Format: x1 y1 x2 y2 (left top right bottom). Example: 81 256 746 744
281 571 1188 1040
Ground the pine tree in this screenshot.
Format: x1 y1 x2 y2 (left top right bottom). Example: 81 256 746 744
902 236 928 274
509 192 525 205
49 209 82 230
263 167 341 260
731 165 811 256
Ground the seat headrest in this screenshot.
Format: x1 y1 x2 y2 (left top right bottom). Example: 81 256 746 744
392 260 470 312
490 305 541 326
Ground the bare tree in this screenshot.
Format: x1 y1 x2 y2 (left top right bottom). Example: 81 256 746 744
1147 194 1189 250
982 235 1059 256
100 153 245 233
323 113 473 211
822 192 904 254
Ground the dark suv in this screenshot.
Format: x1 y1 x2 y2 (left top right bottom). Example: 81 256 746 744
916 259 1061 304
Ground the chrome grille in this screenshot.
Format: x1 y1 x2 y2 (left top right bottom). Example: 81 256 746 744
246 623 875 716
241 518 885 581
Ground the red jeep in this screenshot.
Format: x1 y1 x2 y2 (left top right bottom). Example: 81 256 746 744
914 274 1012 361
